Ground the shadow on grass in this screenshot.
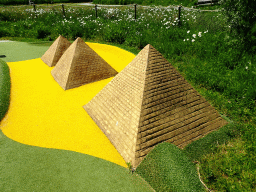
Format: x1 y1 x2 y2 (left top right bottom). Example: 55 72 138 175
183 121 240 162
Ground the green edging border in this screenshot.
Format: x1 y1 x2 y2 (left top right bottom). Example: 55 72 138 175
136 142 205 192
0 59 10 122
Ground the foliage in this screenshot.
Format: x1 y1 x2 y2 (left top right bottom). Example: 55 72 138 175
136 142 205 192
220 0 256 53
0 59 10 122
199 136 256 191
183 123 239 162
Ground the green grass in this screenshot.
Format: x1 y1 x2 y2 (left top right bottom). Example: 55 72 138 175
0 59 10 122
136 142 205 192
0 130 154 192
198 131 256 191
183 123 238 162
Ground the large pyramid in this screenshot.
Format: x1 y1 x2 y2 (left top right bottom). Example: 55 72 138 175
83 44 228 168
51 37 118 90
41 35 71 67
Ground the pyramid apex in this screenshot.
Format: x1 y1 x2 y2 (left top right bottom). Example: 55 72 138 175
41 35 71 67
51 39 117 90
74 37 83 42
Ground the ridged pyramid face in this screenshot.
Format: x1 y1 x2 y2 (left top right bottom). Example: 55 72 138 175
41 35 71 67
51 37 118 90
84 44 228 168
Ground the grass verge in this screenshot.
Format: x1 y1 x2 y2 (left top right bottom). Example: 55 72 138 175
0 59 10 121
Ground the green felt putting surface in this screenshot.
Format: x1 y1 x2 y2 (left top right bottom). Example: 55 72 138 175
0 41 51 62
0 130 154 192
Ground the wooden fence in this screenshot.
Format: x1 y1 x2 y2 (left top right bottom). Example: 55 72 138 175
195 0 219 6
0 3 221 23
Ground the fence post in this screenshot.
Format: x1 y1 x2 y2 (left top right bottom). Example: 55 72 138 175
62 4 65 17
33 4 37 17
95 4 98 19
134 4 137 20
178 5 181 26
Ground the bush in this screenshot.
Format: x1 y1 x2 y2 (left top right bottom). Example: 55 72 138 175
220 0 256 53
36 26 51 39
0 59 11 122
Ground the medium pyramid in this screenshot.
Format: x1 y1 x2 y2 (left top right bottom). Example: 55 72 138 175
41 35 71 67
83 44 228 168
51 37 118 90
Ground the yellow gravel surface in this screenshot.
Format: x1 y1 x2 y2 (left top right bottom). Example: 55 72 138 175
0 42 135 167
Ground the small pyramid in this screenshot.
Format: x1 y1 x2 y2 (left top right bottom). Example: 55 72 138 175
84 44 228 168
51 37 118 90
41 35 71 67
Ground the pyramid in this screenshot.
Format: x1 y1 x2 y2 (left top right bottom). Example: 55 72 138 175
83 44 228 168
51 37 118 90
41 35 71 67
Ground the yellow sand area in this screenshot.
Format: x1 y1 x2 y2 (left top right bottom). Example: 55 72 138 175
0 42 135 167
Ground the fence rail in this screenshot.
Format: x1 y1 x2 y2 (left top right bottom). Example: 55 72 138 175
0 2 222 22
195 0 220 6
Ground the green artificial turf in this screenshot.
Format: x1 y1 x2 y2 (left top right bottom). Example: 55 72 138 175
0 41 50 62
0 130 154 192
0 59 10 121
136 142 205 192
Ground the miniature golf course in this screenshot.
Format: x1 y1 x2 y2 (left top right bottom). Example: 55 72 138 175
0 41 155 191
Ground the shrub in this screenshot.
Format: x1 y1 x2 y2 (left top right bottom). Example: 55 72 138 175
220 0 256 53
0 59 11 122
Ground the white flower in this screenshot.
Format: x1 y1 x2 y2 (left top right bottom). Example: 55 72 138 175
187 30 190 33
192 39 195 42
204 30 208 33
183 39 186 41
192 34 196 38
187 38 189 41
198 32 202 37
245 66 248 70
